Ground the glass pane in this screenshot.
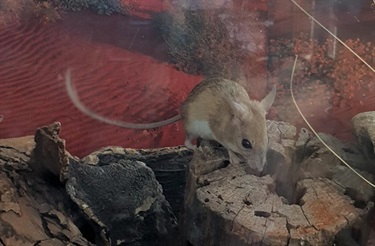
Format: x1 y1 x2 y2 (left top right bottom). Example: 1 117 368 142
0 0 374 244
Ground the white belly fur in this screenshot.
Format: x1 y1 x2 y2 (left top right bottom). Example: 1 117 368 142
188 120 215 140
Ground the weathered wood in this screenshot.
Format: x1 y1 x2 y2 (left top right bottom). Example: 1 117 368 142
77 146 192 216
184 121 374 246
2 119 373 245
29 121 69 181
67 154 178 246
66 145 192 245
0 122 192 246
0 135 91 246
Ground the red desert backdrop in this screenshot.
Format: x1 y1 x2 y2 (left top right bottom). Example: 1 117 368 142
0 0 374 158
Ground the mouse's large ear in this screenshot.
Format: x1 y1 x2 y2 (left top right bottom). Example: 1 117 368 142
230 102 250 127
230 101 248 118
260 85 276 112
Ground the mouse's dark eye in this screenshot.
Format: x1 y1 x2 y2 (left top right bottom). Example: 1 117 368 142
242 139 252 149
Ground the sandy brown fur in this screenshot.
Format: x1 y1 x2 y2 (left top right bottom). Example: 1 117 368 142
181 78 273 171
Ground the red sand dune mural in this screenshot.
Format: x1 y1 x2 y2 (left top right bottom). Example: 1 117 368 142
0 9 201 157
0 0 374 159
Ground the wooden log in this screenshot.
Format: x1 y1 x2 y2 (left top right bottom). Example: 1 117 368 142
66 145 192 245
0 122 192 245
184 121 374 246
76 145 192 216
2 120 373 245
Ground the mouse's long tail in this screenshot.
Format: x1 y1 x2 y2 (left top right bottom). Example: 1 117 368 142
65 69 181 129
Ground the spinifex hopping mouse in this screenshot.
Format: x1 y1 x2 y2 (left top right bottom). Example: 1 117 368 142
65 71 275 173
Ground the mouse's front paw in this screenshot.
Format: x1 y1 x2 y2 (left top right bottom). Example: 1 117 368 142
228 150 241 165
184 144 204 154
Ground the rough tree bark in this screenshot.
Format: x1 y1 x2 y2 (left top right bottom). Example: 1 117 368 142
0 122 192 246
0 133 91 246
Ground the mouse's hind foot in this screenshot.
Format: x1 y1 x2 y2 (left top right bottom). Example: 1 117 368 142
184 135 197 150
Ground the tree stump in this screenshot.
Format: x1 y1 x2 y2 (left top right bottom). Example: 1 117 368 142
184 121 374 246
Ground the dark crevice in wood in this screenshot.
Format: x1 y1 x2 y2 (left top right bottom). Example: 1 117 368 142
254 211 271 218
293 186 307 206
344 188 368 209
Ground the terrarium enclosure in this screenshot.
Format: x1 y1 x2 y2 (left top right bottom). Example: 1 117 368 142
0 0 374 245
